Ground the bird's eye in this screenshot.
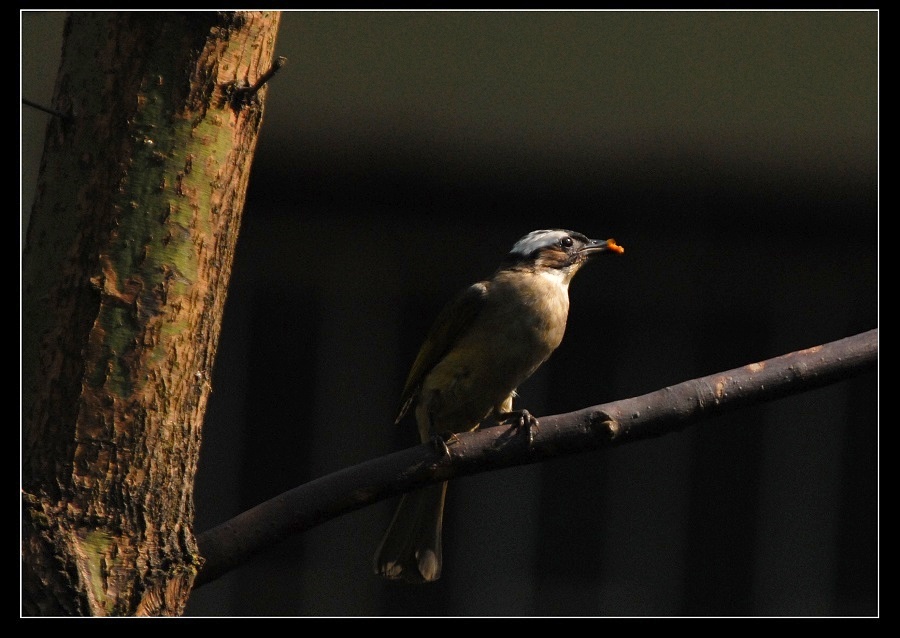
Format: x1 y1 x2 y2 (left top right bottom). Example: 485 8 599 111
560 237 574 249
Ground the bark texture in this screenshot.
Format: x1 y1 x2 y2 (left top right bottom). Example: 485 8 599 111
22 11 281 616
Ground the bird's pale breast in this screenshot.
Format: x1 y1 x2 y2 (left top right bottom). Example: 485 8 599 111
417 268 570 437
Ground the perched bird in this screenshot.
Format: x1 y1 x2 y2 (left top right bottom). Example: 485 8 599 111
374 229 624 584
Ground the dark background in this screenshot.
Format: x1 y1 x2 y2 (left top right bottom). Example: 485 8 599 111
22 10 878 617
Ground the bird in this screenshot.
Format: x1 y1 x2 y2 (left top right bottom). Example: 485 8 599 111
373 229 624 584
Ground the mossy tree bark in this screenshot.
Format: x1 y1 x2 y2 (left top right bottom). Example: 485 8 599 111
22 11 281 616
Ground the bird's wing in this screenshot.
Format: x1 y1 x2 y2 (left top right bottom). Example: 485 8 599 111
395 281 490 423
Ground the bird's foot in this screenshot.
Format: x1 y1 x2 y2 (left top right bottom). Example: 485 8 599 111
497 409 538 448
428 432 460 459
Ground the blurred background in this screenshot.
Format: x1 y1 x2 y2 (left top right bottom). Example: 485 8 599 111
22 10 878 616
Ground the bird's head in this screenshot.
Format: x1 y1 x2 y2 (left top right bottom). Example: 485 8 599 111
503 229 624 282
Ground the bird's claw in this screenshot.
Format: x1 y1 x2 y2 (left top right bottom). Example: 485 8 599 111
499 409 538 448
428 433 459 459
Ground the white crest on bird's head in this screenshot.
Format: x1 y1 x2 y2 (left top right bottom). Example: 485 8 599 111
509 229 586 258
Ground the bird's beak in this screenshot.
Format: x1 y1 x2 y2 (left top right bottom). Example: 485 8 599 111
582 238 625 256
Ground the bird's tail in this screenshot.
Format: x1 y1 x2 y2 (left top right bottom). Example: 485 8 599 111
373 481 448 584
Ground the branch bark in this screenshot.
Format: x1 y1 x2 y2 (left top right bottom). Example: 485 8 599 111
194 327 877 588
22 11 281 616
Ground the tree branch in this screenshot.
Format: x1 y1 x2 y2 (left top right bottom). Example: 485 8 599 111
194 328 877 588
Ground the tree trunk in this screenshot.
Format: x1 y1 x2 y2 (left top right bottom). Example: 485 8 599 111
22 11 281 616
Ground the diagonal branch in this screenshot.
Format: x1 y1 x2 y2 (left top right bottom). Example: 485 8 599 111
193 328 878 588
